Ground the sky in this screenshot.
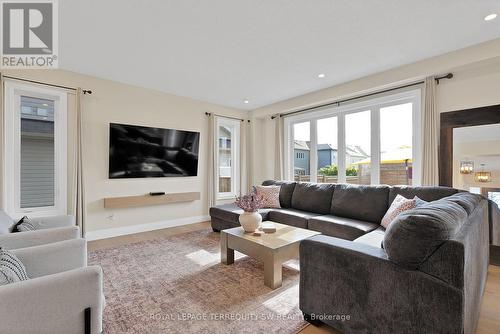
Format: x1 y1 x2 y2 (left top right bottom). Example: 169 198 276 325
294 102 413 154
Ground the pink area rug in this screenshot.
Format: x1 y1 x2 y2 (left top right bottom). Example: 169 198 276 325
89 229 308 334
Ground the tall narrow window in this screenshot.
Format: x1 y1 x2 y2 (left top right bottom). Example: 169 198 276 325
345 110 371 185
317 117 338 183
3 81 67 218
216 117 240 199
380 103 413 185
293 121 310 182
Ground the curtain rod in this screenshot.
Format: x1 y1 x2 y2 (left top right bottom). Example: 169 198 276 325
2 75 92 94
271 73 453 119
205 112 250 123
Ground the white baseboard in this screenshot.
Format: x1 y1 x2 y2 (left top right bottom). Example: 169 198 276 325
84 215 211 241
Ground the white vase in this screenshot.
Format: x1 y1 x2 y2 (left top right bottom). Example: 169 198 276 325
239 211 262 232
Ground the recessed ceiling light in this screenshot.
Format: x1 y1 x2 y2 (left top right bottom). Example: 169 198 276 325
243 99 249 104
317 73 326 78
484 13 497 21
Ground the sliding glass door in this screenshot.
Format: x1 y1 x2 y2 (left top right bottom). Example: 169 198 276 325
284 89 421 186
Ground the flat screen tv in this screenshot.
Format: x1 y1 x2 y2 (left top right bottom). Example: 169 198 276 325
109 123 200 178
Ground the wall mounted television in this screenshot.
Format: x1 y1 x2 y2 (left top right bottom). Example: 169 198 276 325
109 123 200 179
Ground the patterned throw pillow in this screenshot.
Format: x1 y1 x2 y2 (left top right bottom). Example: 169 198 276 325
381 194 417 229
255 185 281 208
0 248 29 286
13 216 39 232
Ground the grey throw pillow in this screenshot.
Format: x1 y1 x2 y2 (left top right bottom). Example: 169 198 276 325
0 248 29 286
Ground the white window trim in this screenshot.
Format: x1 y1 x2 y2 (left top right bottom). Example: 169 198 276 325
215 117 241 200
3 81 68 219
284 89 422 185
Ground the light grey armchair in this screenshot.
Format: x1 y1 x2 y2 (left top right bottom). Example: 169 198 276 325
0 210 79 249
0 238 104 334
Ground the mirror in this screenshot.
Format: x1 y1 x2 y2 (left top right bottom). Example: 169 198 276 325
453 123 500 206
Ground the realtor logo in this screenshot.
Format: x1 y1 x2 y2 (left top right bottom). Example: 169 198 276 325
1 0 58 68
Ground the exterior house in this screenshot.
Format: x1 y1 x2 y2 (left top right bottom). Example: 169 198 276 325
20 96 55 209
294 140 310 175
317 144 338 169
294 140 369 176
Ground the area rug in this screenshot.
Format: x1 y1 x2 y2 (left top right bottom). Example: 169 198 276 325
88 229 308 334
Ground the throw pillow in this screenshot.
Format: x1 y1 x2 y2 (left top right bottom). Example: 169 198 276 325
0 248 29 286
13 216 38 232
255 185 281 208
381 194 416 229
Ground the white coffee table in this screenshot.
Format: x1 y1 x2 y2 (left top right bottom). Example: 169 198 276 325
220 221 320 289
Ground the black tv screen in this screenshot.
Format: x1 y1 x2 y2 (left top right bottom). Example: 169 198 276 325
109 123 200 178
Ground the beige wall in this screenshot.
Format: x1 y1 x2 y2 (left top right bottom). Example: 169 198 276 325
250 38 500 184
1 69 246 236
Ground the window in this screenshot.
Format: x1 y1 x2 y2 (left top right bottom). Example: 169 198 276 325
317 116 338 183
380 103 414 185
285 89 421 185
3 81 67 218
345 110 371 184
216 117 240 199
293 121 310 181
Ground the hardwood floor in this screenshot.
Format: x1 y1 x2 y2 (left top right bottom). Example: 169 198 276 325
88 223 500 334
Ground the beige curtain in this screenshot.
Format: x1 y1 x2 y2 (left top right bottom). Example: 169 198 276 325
239 119 253 194
0 74 4 208
207 114 217 207
72 88 86 236
274 116 284 180
422 77 439 186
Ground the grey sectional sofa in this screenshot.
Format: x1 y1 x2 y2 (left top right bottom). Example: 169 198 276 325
209 180 491 334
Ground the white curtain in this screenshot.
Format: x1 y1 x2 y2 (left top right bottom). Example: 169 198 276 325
0 74 4 208
72 88 86 236
240 120 250 195
274 116 284 180
207 114 217 207
421 77 439 186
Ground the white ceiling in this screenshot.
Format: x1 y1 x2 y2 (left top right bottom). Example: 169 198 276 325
60 1 500 110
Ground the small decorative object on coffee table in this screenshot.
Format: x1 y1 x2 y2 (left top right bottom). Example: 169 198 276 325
260 222 277 233
235 191 264 233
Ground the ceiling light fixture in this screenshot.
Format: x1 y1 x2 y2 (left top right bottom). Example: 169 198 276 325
484 13 498 21
460 160 474 174
475 164 492 183
243 99 249 104
317 73 326 78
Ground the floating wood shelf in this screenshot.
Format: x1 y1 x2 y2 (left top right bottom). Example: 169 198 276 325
104 192 200 209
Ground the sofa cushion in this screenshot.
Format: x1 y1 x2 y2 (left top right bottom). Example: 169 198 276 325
290 182 335 215
389 186 458 204
331 184 390 223
444 192 482 215
0 210 14 235
354 226 385 248
383 198 468 269
262 180 296 208
308 215 379 240
267 209 315 229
